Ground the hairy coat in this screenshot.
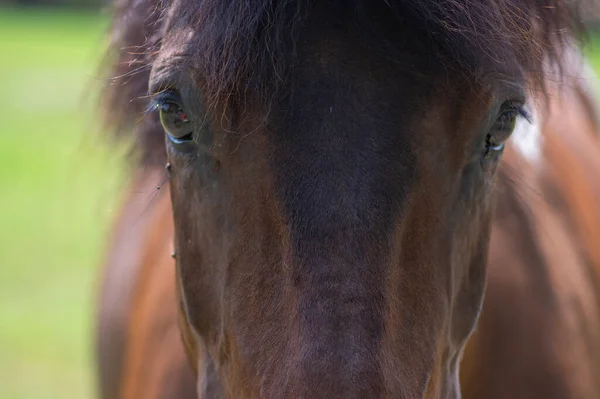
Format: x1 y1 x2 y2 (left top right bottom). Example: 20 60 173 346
96 0 600 398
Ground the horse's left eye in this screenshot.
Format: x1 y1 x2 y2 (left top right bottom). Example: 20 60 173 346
485 103 522 155
156 93 194 144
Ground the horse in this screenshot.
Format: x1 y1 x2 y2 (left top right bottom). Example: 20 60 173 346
95 0 600 397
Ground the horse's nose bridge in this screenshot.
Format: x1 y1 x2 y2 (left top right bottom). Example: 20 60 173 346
272 143 413 399
264 75 423 394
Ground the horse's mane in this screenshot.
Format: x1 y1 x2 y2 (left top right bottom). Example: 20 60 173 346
101 0 587 166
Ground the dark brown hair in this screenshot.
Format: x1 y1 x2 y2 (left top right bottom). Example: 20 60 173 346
101 0 586 165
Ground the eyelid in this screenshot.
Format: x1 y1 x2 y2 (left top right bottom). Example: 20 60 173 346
155 90 182 104
502 101 532 123
146 90 184 115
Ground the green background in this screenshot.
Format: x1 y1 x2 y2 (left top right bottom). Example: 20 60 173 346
0 8 123 399
0 7 599 399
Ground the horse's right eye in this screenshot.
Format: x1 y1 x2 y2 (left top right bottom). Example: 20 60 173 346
155 93 194 144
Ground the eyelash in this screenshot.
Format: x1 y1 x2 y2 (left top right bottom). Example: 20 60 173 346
508 102 531 123
147 95 168 115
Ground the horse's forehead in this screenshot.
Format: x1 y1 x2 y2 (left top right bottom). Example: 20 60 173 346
149 27 196 93
151 0 203 68
152 0 528 96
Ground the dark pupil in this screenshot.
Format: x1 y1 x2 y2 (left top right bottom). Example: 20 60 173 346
159 102 191 138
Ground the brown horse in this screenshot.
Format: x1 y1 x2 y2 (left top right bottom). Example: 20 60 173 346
95 0 600 398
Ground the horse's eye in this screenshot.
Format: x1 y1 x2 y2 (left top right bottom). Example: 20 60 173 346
485 102 523 155
156 93 194 144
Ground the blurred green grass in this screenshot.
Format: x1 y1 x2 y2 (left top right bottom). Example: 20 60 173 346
587 29 600 69
0 7 125 399
0 7 599 399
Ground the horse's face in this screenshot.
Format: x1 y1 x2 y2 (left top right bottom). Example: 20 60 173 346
150 3 524 397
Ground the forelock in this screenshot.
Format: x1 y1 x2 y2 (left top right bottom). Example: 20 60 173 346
102 0 587 165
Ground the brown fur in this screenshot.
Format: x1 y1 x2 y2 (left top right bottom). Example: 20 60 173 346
97 73 600 399
461 74 600 398
95 0 600 397
97 174 197 399
95 168 171 399
101 0 586 166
